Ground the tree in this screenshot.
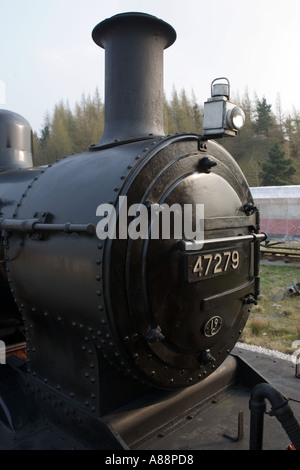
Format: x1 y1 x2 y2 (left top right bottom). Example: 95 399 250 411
253 97 275 137
260 142 296 185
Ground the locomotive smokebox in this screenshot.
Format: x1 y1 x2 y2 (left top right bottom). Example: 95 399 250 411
92 13 176 147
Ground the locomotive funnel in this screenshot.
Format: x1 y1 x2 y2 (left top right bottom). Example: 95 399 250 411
92 12 176 147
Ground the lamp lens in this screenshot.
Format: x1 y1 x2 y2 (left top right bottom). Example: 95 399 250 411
232 107 245 129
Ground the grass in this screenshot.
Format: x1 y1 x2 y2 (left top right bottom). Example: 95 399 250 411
241 263 300 353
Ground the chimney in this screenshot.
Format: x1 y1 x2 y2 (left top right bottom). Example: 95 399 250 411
92 12 176 147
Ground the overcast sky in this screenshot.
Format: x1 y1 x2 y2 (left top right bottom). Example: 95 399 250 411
1 0 300 134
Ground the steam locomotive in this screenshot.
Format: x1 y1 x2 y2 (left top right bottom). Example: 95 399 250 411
0 12 299 451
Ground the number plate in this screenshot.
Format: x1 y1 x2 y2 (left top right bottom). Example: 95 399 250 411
185 248 242 283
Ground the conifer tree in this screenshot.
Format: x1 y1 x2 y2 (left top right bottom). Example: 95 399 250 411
253 97 274 137
260 142 296 185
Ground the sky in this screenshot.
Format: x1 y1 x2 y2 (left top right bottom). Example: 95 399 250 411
1 0 300 135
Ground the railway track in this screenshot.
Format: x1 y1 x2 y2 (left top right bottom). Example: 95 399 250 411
260 245 300 263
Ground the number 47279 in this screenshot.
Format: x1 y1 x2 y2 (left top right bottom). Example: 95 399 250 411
193 250 240 278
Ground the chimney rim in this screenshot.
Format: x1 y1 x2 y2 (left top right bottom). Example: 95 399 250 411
92 11 177 49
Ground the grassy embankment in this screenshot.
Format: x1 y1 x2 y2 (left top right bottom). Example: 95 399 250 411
241 263 300 353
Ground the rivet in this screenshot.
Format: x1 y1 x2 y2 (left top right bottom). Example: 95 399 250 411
95 259 101 265
97 242 103 250
96 274 101 281
98 305 103 311
96 290 102 296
